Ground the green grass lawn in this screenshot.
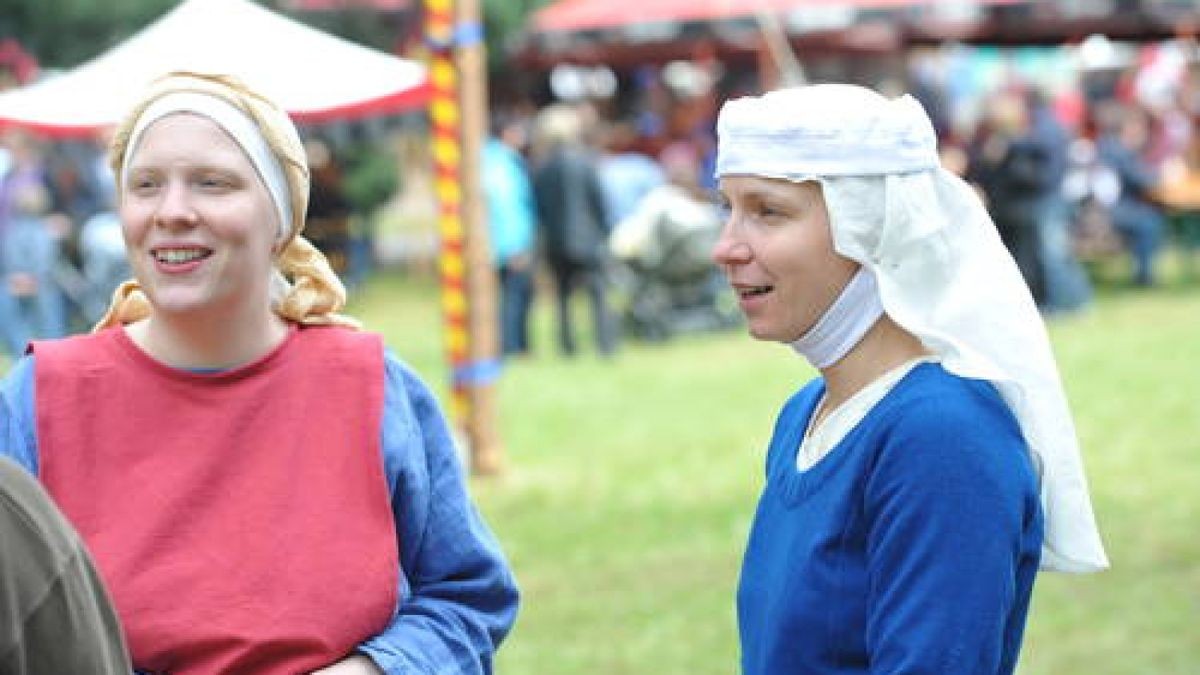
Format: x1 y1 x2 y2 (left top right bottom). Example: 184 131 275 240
348 261 1200 674
3 259 1197 673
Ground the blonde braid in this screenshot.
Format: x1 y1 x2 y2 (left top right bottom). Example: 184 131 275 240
275 235 361 328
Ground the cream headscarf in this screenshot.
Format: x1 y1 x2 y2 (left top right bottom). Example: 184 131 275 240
716 83 1108 574
96 71 359 330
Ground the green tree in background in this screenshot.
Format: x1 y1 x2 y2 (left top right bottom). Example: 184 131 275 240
481 0 546 73
0 0 176 69
0 0 405 69
0 0 551 74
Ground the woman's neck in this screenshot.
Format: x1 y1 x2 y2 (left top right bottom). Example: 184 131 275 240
127 305 291 371
818 314 929 410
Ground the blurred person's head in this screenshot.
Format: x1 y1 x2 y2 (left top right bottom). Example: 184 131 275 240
658 142 702 191
11 181 49 217
985 90 1028 137
1118 106 1152 151
600 121 639 154
534 104 582 150
304 138 332 171
2 128 42 166
1096 101 1150 150
490 111 528 152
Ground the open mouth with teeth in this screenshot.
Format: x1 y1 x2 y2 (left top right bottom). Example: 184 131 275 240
738 285 773 298
153 247 212 265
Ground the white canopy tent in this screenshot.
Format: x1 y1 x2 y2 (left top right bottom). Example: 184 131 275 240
0 0 430 137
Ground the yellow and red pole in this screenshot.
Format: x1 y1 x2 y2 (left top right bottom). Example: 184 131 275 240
424 0 503 474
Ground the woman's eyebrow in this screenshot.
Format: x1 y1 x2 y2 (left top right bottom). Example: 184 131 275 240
761 182 819 210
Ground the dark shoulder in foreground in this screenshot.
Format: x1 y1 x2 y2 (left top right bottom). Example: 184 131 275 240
0 454 78 571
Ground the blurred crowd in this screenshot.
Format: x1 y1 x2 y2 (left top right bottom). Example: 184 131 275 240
950 66 1200 306
0 130 129 359
484 94 735 360
5 38 1200 363
482 39 1200 358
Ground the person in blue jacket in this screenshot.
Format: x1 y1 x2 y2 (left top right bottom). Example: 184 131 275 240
711 83 1109 674
483 113 537 357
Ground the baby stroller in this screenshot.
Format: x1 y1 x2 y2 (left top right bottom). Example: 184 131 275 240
609 186 741 340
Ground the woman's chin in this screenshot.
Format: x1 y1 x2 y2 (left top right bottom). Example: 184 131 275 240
144 290 212 317
746 323 782 343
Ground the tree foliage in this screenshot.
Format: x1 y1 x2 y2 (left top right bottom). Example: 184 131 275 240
0 0 550 74
481 0 546 71
0 0 177 69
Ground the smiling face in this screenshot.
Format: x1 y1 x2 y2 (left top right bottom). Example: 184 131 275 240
120 113 280 321
712 175 859 343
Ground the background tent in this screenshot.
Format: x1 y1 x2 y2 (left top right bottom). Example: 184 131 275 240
0 0 430 137
531 0 1009 32
519 0 1021 72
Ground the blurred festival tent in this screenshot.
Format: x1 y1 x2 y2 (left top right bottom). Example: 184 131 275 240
517 0 1200 70
908 0 1200 46
517 0 1011 70
0 0 431 137
528 0 980 33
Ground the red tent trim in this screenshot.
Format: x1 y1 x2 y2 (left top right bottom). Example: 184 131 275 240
287 0 410 10
290 80 433 123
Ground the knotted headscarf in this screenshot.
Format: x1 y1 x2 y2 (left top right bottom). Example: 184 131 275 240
716 83 1108 574
96 71 359 330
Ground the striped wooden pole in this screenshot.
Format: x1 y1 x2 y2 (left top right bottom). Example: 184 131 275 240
424 0 504 474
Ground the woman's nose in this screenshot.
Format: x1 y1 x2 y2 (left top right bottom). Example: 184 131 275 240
712 223 751 266
154 182 198 228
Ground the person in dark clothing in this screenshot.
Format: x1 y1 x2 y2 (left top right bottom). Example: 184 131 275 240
303 138 353 279
1095 103 1165 287
531 105 617 357
967 90 1047 303
0 438 131 674
1024 89 1092 313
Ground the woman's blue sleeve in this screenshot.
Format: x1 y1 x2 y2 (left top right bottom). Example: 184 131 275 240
358 353 519 674
1 356 39 474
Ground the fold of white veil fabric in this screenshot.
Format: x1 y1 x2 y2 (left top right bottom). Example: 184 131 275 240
716 83 1108 573
820 170 1107 573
